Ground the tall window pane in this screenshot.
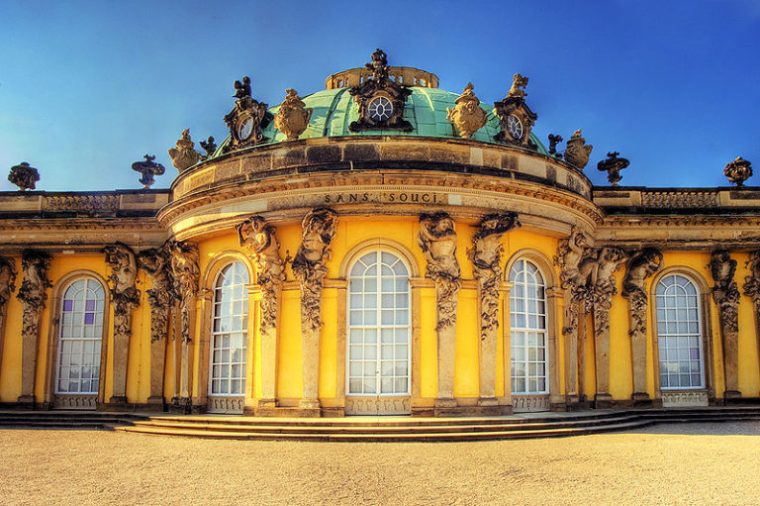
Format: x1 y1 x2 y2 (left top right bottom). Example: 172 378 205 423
210 262 249 396
56 278 105 394
509 259 548 394
348 251 410 395
655 274 704 389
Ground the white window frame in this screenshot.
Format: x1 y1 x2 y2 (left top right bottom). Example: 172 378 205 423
655 273 706 390
346 250 411 397
509 258 549 395
209 261 249 397
55 277 105 395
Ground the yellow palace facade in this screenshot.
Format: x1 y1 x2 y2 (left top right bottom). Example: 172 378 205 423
1 50 759 416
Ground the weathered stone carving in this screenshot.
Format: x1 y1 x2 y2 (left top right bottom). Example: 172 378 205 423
555 226 596 403
710 249 741 398
591 246 628 405
238 215 286 332
168 129 201 172
223 76 271 151
199 136 217 159
622 247 663 402
744 250 760 379
724 156 752 187
564 130 593 170
274 89 312 141
0 257 17 310
419 211 461 407
104 242 140 403
137 244 174 406
16 250 51 404
131 155 165 189
348 49 412 132
292 208 337 409
167 239 200 344
597 152 629 186
493 73 537 148
548 134 563 157
470 212 519 405
137 245 174 342
447 83 487 139
8 162 40 191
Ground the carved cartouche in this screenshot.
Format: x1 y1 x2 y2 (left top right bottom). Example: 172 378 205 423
274 89 312 141
447 83 487 139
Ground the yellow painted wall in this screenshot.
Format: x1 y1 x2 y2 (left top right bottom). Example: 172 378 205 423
609 269 633 399
0 256 22 402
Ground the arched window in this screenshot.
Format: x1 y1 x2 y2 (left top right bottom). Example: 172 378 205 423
655 274 704 389
509 259 548 394
347 251 410 396
56 277 106 395
209 261 249 396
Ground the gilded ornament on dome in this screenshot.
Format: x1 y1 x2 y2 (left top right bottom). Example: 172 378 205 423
168 129 201 172
131 154 165 188
724 156 752 187
8 162 40 191
274 89 312 141
564 129 593 169
447 83 487 139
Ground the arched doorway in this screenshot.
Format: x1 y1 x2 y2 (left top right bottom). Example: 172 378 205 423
346 250 411 415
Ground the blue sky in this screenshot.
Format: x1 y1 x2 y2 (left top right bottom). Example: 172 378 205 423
1 0 758 191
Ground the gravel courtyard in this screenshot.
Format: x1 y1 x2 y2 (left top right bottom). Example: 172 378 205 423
2 422 760 505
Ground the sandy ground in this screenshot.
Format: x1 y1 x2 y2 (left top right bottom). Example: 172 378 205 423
1 422 760 506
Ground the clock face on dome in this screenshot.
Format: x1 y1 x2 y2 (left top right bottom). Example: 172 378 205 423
507 114 524 141
368 96 393 122
238 116 254 141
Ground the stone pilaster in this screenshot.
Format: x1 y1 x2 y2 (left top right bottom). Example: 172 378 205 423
0 257 17 388
710 250 741 399
743 250 760 396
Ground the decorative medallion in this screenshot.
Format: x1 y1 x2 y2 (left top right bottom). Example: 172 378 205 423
274 88 312 141
724 156 752 187
597 151 630 186
168 129 200 172
447 83 487 139
223 76 271 152
564 129 593 170
493 73 537 148
348 49 412 132
8 162 40 191
131 155 165 188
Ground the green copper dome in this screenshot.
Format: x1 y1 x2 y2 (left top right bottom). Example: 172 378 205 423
216 87 547 155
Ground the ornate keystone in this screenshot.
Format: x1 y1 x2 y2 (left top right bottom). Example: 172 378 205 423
447 83 487 139
168 129 201 172
724 156 752 187
274 89 312 141
564 130 593 170
597 152 630 186
223 75 271 151
131 155 165 189
348 49 412 132
292 208 338 410
8 162 40 191
493 73 537 148
199 136 217 159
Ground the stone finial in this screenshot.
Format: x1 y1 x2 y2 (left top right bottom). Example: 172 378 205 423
564 130 593 169
597 152 630 186
274 89 312 141
447 83 487 139
548 134 563 157
199 136 217 159
724 156 752 187
8 162 40 191
168 129 201 172
131 155 165 189
507 73 529 99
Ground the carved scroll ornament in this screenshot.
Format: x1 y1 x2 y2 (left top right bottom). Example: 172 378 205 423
274 89 312 141
292 208 338 331
17 251 52 317
137 245 175 342
167 239 200 343
0 256 17 310
419 212 461 330
470 212 520 339
238 215 286 332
